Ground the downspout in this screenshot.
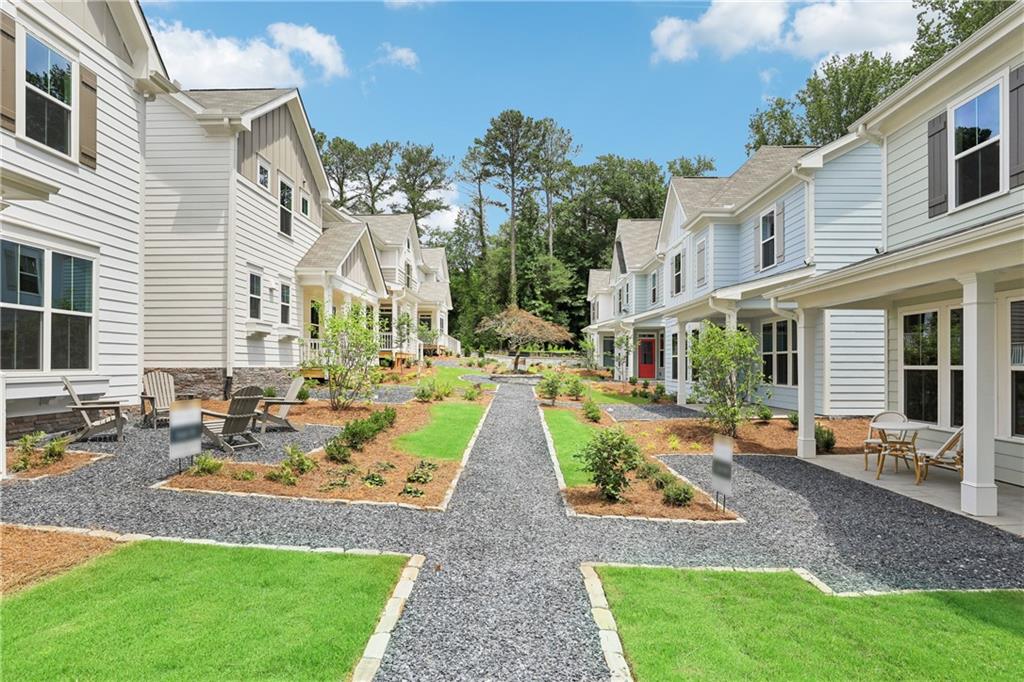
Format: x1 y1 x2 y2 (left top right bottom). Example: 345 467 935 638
769 297 798 322
707 296 737 329
223 134 239 398
790 167 815 265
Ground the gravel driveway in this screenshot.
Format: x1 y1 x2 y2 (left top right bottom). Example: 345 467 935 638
3 382 1023 680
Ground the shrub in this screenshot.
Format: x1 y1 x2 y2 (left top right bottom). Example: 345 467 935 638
815 423 836 453
283 444 316 475
628 376 638 386
414 379 436 402
42 436 70 464
369 406 397 431
324 437 352 464
262 386 278 398
432 381 453 401
425 358 433 368
662 481 695 507
265 465 298 486
462 384 482 401
573 427 642 501
11 454 31 472
537 372 562 405
788 412 800 428
374 460 396 472
641 380 650 390
190 453 224 476
400 484 424 497
296 385 311 401
630 388 639 397
650 471 676 491
564 375 585 400
15 431 44 459
232 469 256 481
341 419 379 450
667 435 682 451
635 461 661 480
582 399 602 423
362 471 386 487
407 462 434 484
756 404 773 421
652 383 666 403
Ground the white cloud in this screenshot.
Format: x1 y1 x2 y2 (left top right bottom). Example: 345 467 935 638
759 67 778 87
419 186 461 233
384 0 438 8
651 1 918 64
151 20 347 89
376 42 420 69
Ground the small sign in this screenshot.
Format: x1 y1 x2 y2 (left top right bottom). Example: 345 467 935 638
711 434 733 498
169 399 202 460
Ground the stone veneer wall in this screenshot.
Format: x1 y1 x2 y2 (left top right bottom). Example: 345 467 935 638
6 406 142 439
232 367 298 396
144 368 227 400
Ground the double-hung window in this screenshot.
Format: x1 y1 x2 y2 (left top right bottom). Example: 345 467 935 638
902 311 939 422
248 274 262 319
1011 300 1024 437
671 333 678 381
2 240 93 371
762 321 796 386
404 262 412 288
760 209 776 270
950 308 963 427
951 83 1001 208
617 288 623 314
280 284 291 325
650 272 657 304
300 193 310 217
672 253 682 294
279 178 293 235
624 282 630 312
25 34 72 155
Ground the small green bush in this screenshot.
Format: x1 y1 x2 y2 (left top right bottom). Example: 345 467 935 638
283 444 316 475
400 484 424 497
369 406 397 431
362 471 386 487
432 381 453 401
374 460 396 472
296 385 311 401
582 399 602 423
425 358 433 368
42 436 70 464
15 431 44 459
265 465 297 486
324 437 352 464
262 386 278 398
652 383 666 403
667 435 682 450
414 379 436 402
406 462 434 484
815 423 836 453
662 481 695 507
788 412 799 428
756 404 773 421
462 384 482 401
231 469 256 481
564 375 585 400
628 376 638 386
650 471 676 491
190 453 224 476
537 372 563 404
641 380 650 390
11 454 31 472
341 419 379 450
573 427 643 501
635 461 661 480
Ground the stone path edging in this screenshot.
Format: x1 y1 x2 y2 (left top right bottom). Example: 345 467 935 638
352 553 426 682
148 390 499 513
579 563 632 682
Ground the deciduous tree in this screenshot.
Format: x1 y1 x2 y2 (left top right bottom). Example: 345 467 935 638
667 154 716 177
353 141 400 214
746 97 807 154
476 306 571 371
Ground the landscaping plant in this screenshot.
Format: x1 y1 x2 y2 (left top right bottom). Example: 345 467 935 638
635 461 662 480
537 371 563 405
476 306 572 372
650 471 676 491
296 384 311 401
325 437 352 464
415 378 436 402
564 374 585 400
788 412 800 428
462 384 482 401
231 469 256 481
582 399 602 423
262 386 278 398
374 460 396 472
573 427 642 501
688 321 768 437
42 436 70 464
432 380 453 401
662 481 695 507
342 419 379 450
265 465 298 486
283 444 316 475
15 431 45 461
400 484 425 497
301 302 380 410
190 453 224 476
652 383 666 403
362 471 386 487
815 423 837 453
756 403 774 421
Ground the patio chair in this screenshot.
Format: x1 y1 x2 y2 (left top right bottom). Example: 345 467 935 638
920 427 965 481
200 386 263 455
140 370 196 429
257 377 307 433
863 411 907 470
61 377 127 443
876 430 923 483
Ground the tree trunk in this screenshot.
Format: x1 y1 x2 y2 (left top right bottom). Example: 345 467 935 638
545 188 554 257
476 180 488 258
509 176 518 306
513 349 522 372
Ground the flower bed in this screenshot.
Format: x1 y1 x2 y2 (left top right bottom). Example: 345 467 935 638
3 445 107 481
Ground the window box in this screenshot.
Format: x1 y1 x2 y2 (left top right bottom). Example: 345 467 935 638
277 324 302 340
245 319 273 337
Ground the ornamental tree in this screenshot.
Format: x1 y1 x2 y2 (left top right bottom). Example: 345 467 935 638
688 321 769 437
476 305 572 372
303 302 380 410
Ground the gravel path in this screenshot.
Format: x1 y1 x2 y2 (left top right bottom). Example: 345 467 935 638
603 403 703 421
3 383 1024 680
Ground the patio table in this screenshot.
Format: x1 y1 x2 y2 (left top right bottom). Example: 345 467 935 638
869 419 934 434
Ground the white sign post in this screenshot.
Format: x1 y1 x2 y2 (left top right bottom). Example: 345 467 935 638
711 433 734 509
169 399 202 468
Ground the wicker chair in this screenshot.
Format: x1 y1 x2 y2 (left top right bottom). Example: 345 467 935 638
920 427 965 481
863 411 907 470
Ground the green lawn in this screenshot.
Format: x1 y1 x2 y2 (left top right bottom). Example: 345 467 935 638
395 401 486 460
585 385 651 405
541 407 597 487
597 566 1024 681
404 365 496 391
1 541 406 681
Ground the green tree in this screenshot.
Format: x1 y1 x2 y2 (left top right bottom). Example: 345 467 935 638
900 0 1014 82
303 302 380 410
798 52 902 145
321 136 361 210
688 321 767 437
476 305 572 372
393 142 452 229
536 117 578 256
454 143 499 259
477 110 543 306
352 140 400 214
746 97 807 154
667 154 716 177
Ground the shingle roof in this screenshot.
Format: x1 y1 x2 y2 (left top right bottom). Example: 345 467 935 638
185 88 293 115
355 214 416 246
670 146 815 221
587 269 611 297
418 278 450 305
614 219 662 271
421 247 447 275
297 222 365 270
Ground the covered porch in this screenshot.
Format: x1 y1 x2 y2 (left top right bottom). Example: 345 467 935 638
776 217 1024 517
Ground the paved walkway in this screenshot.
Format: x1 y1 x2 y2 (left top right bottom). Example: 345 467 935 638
3 383 1024 680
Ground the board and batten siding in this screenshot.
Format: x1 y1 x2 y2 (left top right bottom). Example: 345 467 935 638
236 104 322 226
885 55 1024 251
814 143 883 272
231 177 321 369
143 96 230 368
2 5 145 414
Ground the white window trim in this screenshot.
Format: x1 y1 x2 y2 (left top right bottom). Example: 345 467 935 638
248 272 262 320
278 174 294 236
299 191 310 217
761 318 796 387
996 289 1024 441
670 332 679 381
946 71 1010 214
0 231 98 375
759 208 777 272
672 252 682 295
257 156 272 191
279 281 292 326
897 300 963 428
650 271 657 304
15 24 80 163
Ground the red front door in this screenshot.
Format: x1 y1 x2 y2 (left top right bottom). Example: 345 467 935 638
638 338 656 379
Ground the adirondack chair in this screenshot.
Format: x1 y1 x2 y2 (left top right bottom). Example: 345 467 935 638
140 370 196 428
257 377 307 433
200 385 263 455
61 377 127 443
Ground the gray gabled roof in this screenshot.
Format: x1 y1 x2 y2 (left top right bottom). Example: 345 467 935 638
296 221 365 270
614 219 662 271
418 279 451 307
421 247 447 275
184 88 293 115
587 269 611 297
355 214 417 247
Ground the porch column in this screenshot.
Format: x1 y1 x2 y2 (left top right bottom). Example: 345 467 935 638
372 305 380 331
796 307 819 459
322 273 334 317
959 272 998 516
725 311 738 331
343 293 352 314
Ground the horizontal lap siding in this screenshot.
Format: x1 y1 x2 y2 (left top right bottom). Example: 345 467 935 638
735 185 805 286
752 314 825 413
1 24 143 410
713 225 738 288
814 143 883 271
233 178 320 369
143 98 230 367
826 310 886 415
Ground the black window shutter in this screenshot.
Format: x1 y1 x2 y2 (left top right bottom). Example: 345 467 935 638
927 112 948 217
1010 65 1023 190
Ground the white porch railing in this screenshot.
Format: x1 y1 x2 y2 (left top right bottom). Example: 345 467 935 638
302 331 450 364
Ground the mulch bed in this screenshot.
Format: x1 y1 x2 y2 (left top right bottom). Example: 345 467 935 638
0 525 120 594
3 447 106 481
565 474 736 521
172 398 489 507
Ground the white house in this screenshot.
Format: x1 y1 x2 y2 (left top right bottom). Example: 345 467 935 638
583 268 613 370
1 0 166 435
775 4 1024 516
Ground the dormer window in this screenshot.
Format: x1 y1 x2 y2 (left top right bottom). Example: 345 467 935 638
952 83 1001 208
25 35 72 154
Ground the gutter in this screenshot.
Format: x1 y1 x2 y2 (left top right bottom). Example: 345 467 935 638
769 297 798 322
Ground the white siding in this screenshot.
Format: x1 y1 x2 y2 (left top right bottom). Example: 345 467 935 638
814 143 883 272
142 97 230 367
736 184 806 285
825 310 886 415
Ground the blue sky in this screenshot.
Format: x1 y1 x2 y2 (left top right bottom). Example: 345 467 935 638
141 1 919 231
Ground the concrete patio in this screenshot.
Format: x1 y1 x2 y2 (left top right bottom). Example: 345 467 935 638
811 454 1024 537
